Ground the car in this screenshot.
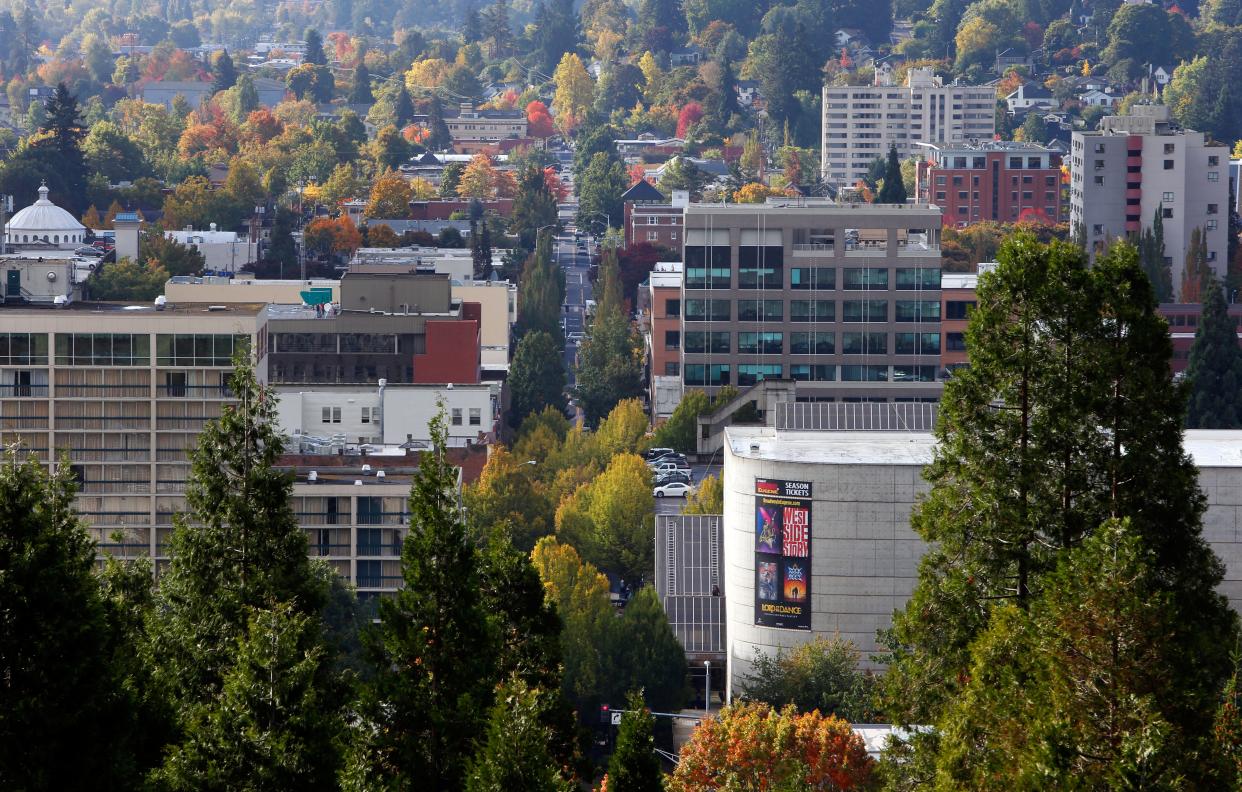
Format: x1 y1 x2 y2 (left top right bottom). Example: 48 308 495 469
74 246 103 257
653 481 694 498
646 451 686 466
654 471 692 486
643 447 675 461
568 331 585 343
651 461 690 475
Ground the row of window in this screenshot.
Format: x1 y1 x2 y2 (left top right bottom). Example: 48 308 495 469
684 299 942 323
683 363 940 386
0 333 249 367
673 330 942 355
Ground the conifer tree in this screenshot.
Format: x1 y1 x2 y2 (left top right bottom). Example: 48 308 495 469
1186 275 1242 428
470 218 493 279
349 61 373 104
350 410 497 790
393 85 416 129
304 28 327 66
212 49 237 94
508 330 567 429
1139 209 1173 302
464 678 576 792
516 232 564 339
425 94 452 151
1182 226 1212 302
607 691 663 792
511 161 559 250
575 248 643 426
876 144 907 204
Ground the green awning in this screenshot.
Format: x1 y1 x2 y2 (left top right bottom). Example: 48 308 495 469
300 288 333 306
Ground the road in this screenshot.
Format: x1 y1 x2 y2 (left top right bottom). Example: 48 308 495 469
556 234 592 386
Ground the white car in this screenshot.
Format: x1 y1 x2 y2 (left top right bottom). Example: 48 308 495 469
653 481 694 498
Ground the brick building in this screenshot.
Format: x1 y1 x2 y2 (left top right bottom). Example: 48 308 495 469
622 180 684 250
914 141 1064 227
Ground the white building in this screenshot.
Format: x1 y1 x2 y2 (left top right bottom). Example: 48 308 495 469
1070 104 1229 288
166 226 255 274
822 68 996 188
3 183 87 251
274 382 497 449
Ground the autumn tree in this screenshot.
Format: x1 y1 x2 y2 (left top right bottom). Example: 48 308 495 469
458 152 500 198
683 474 723 515
364 170 413 218
1182 226 1212 303
526 100 556 139
555 452 654 580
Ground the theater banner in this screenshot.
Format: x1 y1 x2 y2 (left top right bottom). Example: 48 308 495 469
753 478 812 630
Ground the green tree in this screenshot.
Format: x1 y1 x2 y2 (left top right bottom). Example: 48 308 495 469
349 411 497 790
607 691 663 792
658 156 710 200
425 94 452 151
1186 276 1242 429
83 120 152 183
212 49 238 94
393 85 416 128
516 232 565 339
511 162 559 250
1183 226 1212 303
439 161 464 197
653 390 712 454
607 587 687 713
265 207 298 275
683 474 723 515
90 257 170 300
574 249 643 426
741 636 877 722
32 82 89 212
81 33 116 85
881 235 1237 787
464 677 576 792
1139 208 1173 303
304 28 327 66
471 218 493 279
0 453 131 790
142 230 206 277
577 150 628 233
877 144 908 203
556 453 654 580
508 330 567 429
349 61 373 104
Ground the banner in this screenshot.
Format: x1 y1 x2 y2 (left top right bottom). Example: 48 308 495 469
754 478 812 630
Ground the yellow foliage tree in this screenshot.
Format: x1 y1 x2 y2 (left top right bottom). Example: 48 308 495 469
638 51 663 104
367 223 401 247
365 170 414 218
458 152 499 198
409 177 438 200
552 53 594 134
684 474 723 515
595 398 649 457
733 183 781 204
404 58 450 91
530 537 614 701
554 453 653 579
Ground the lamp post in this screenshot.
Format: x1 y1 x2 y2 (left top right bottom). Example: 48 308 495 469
704 660 711 713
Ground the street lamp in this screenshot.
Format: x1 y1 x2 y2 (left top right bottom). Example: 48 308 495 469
579 210 610 239
704 660 711 713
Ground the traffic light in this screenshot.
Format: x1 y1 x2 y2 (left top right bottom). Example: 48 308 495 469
599 704 610 724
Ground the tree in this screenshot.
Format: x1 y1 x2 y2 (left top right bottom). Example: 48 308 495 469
881 235 1238 786
465 448 555 550
517 233 565 339
29 82 89 212
577 151 628 234
683 474 723 515
876 144 908 204
508 330 567 430
0 454 131 790
1139 208 1173 303
552 53 594 133
526 100 556 139
606 691 663 792
1186 276 1242 429
304 28 327 66
669 703 874 791
90 257 170 301
511 162 559 250
575 249 643 425
265 208 298 275
350 411 497 790
471 219 493 279
555 453 654 579
609 587 687 711
676 102 705 138
1182 226 1212 303
212 50 237 94
595 398 648 457
347 62 373 105
81 33 116 86
653 390 712 453
531 0 579 75
741 637 877 722
365 170 413 218
458 152 500 198
393 86 416 129
424 94 452 151
464 678 576 792
658 156 710 201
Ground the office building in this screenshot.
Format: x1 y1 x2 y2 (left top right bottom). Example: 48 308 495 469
1070 104 1229 289
822 68 995 188
914 141 1064 226
680 200 945 402
442 102 528 153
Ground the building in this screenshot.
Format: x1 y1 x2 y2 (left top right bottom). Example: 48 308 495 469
655 513 725 703
680 200 945 402
1004 82 1054 114
644 261 684 421
914 141 1064 226
2 186 102 302
718 410 1242 695
1159 302 1242 373
822 68 996 188
165 226 255 274
442 103 528 154
1070 104 1229 288
265 270 481 386
3 183 88 251
142 77 286 109
622 180 684 250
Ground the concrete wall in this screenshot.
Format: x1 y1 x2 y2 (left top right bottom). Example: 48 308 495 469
274 383 496 447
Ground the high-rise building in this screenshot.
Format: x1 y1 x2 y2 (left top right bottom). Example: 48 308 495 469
680 199 945 401
1070 104 1229 290
914 141 1064 226
822 68 996 189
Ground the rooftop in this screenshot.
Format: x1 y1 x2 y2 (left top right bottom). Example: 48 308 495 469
0 300 266 315
685 200 941 216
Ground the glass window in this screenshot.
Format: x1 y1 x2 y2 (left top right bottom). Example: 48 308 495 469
841 364 889 381
895 268 940 289
55 333 152 366
842 267 889 290
683 331 730 354
737 363 782 386
451 408 462 425
790 364 836 381
0 333 49 365
684 363 731 386
892 365 938 382
156 334 247 366
946 332 967 351
737 246 784 289
737 300 783 322
666 299 681 317
790 267 835 290
684 299 730 322
790 332 835 354
895 300 940 322
469 408 481 426
842 300 888 322
684 246 731 289
789 300 835 322
664 330 680 350
895 332 941 354
737 332 783 354
945 300 975 320
841 332 888 354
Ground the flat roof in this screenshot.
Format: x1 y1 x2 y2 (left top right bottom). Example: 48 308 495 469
727 426 1242 468
686 201 941 216
0 301 266 316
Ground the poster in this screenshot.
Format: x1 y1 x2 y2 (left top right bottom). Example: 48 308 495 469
754 478 812 630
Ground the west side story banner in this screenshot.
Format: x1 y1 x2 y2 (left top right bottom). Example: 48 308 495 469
754 478 812 630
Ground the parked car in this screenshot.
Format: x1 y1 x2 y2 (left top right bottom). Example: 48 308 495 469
647 452 687 467
643 447 675 461
651 461 690 475
654 471 692 486
654 481 694 498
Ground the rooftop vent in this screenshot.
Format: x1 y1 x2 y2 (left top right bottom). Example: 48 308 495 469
308 470 317 482
207 305 228 312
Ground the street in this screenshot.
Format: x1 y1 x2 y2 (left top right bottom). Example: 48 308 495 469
555 233 593 387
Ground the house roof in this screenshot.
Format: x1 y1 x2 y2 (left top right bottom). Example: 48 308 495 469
622 180 666 202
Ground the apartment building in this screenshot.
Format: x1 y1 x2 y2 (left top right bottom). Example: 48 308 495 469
1070 104 1229 290
914 141 1064 226
622 181 685 250
645 261 684 420
680 200 944 402
822 68 996 188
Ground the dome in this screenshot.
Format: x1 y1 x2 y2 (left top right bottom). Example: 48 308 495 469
4 183 87 250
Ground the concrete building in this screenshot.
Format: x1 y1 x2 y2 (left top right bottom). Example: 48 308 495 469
680 200 945 402
442 102 528 153
914 141 1064 226
165 226 255 274
719 410 1242 696
822 68 996 188
644 261 684 421
1070 104 1229 288
3 183 88 250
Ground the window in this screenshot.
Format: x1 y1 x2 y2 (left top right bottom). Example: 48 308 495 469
892 365 937 382
469 408 481 426
842 332 887 354
665 299 681 317
648 216 659 224
737 364 782 386
1163 160 1174 170
1208 204 1219 215
1163 191 1175 202
895 300 940 322
895 332 941 355
0 332 49 365
451 408 462 426
684 299 730 321
737 332 783 354
738 246 784 289
841 364 889 381
684 363 730 386
56 333 152 366
361 407 372 424
944 301 975 320
790 267 834 290
1163 207 1174 219
1207 220 1218 230
790 332 834 354
946 332 967 351
1208 171 1220 182
1092 224 1104 235
664 330 680 350
166 372 187 398
157 334 248 366
789 364 835 381
1164 143 1175 154
684 246 731 289
1094 175 1104 185
683 331 730 354
789 300 835 322
842 300 887 322
647 231 658 241
321 406 341 423
895 268 940 290
1209 155 1220 166
737 300 783 322
664 362 680 375
842 268 889 290
1094 142 1105 153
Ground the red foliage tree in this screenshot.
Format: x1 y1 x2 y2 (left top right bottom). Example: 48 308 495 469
543 166 569 201
617 242 670 309
676 102 704 138
242 108 284 145
526 101 555 139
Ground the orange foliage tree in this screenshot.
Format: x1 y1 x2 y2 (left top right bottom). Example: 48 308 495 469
667 703 874 792
304 216 362 256
241 108 284 145
526 100 555 139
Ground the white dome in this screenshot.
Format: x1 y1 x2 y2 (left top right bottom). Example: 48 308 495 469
7 184 85 232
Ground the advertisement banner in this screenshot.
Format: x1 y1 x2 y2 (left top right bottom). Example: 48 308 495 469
753 478 812 630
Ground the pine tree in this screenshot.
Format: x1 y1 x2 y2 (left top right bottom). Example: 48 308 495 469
350 411 498 790
35 82 88 210
425 94 452 151
1139 209 1173 302
607 691 663 792
464 678 576 792
349 61 373 104
463 4 484 43
1186 275 1242 428
471 219 493 279
393 85 415 128
265 207 298 276
508 330 567 429
212 49 237 94
303 28 327 66
881 234 1236 787
876 144 908 204
0 453 129 789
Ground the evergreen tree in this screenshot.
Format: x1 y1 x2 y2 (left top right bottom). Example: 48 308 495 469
516 232 565 339
35 82 89 211
607 691 663 792
0 454 128 790
464 678 576 792
212 49 237 94
881 235 1237 787
463 4 484 43
471 218 493 279
349 61 373 104
577 151 628 234
1139 208 1173 303
1186 276 1242 428
876 144 907 204
481 0 512 58
574 249 643 426
304 28 327 66
511 161 559 250
350 411 498 790
393 85 416 128
425 94 452 150
265 207 298 276
607 588 687 712
508 330 567 428
531 0 579 75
